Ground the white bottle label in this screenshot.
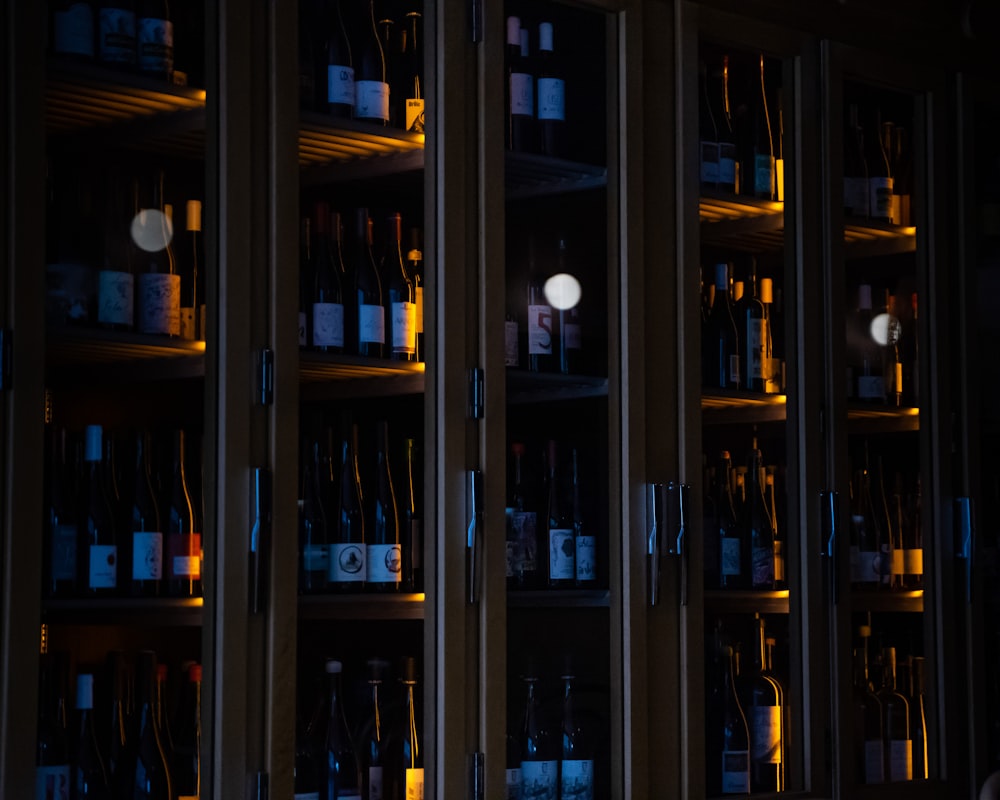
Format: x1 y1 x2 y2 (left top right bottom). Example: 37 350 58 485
367 543 402 583
138 272 181 335
132 531 163 581
751 706 782 763
312 302 345 348
870 176 894 220
904 548 923 577
51 523 78 581
537 77 566 122
359 303 385 346
864 739 885 783
54 4 94 58
35 764 70 799
327 65 355 106
298 310 307 346
356 80 389 121
98 271 134 327
519 761 557 799
528 304 553 355
405 768 424 800
748 318 766 380
99 8 136 64
391 301 417 354
721 749 750 793
89 544 118 589
302 543 329 573
888 738 912 782
575 535 596 582
368 766 384 800
510 72 533 117
506 767 522 800
721 536 741 577
560 759 594 800
505 319 520 366
405 98 425 133
137 17 174 74
701 141 720 185
328 542 366 582
548 528 575 580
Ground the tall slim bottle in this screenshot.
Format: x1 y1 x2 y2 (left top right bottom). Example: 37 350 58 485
323 660 362 800
136 171 181 337
559 673 594 799
853 625 884 784
909 656 928 780
572 448 595 587
506 441 538 589
361 659 387 800
182 199 204 340
368 421 401 592
868 113 894 222
104 650 133 797
546 440 575 588
355 209 385 358
536 22 565 158
877 647 912 782
742 260 767 393
699 59 720 190
326 0 354 118
401 437 422 592
384 213 416 361
83 425 118 596
749 55 776 200
300 437 329 594
717 450 745 589
173 663 201 800
850 462 880 589
741 614 783 792
36 652 71 800
97 169 135 330
555 239 582 375
718 56 737 193
505 17 534 152
131 429 163 597
71 673 110 799
720 645 751 795
398 657 423 800
312 205 346 353
746 444 775 590
520 675 557 800
703 263 740 390
47 427 79 597
130 651 173 799
354 0 389 125
401 11 424 133
328 423 366 591
526 236 554 372
405 228 424 362
765 466 785 589
166 428 201 597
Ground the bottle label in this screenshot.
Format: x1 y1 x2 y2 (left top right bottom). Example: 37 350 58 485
97 271 135 327
510 72 533 117
721 750 750 792
415 285 424 334
167 533 202 578
391 300 417 354
302 543 329 573
328 542 366 582
548 528 575 580
700 141 720 185
51 523 78 581
528 304 553 355
54 4 94 58
891 548 904 579
719 143 737 188
368 765 384 800
35 764 70 799
359 303 385 346
99 8 136 65
754 153 775 197
137 18 174 75
728 353 740 385
180 306 196 340
89 544 118 589
519 761 557 799
327 65 355 106
858 374 885 400
748 318 766 381
560 759 594 799
845 176 869 217
751 706 782 763
405 767 424 800
132 530 163 581
563 322 582 350
773 541 784 582
505 767 522 800
505 319 520 367
509 511 537 574
720 536 741 577
870 176 894 220
356 80 390 121
367 543 402 583
751 543 773 587
864 739 885 783
138 272 181 336
298 310 307 346
888 738 912 781
575 534 596 582
312 302 345 348
537 77 566 122
405 98 425 133
904 548 923 577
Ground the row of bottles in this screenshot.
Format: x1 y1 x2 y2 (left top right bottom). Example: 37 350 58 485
299 0 424 132
45 424 203 599
843 101 914 225
504 15 566 158
46 163 205 341
846 281 918 407
505 438 597 591
702 441 786 592
49 0 183 83
707 614 786 796
296 655 422 800
698 51 783 201
298 418 421 595
36 647 201 799
299 204 423 362
701 259 783 394
851 623 929 784
848 443 923 592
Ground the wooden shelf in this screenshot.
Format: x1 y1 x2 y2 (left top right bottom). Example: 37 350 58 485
846 403 920 433
505 152 607 199
46 328 206 384
298 353 425 400
704 589 790 614
850 589 924 614
507 589 611 608
506 369 609 404
298 592 425 621
43 596 203 626
701 390 787 424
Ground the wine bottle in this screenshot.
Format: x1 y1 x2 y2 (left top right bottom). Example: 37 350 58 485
536 22 565 158
401 11 424 133
759 278 779 394
720 645 751 794
892 126 913 227
519 675 557 800
136 0 173 80
546 440 575 588
173 663 201 800
300 437 329 594
328 422 366 591
844 103 869 217
355 209 385 358
323 660 362 800
506 732 522 800
71 673 110 798
703 263 740 390
718 56 738 194
166 428 201 598
850 458 880 589
868 114 894 222
853 625 884 784
853 284 885 403
526 236 554 372
741 260 767 393
506 442 538 590
295 709 321 800
716 451 744 589
136 171 181 337
384 213 417 361
505 16 534 152
361 658 387 800
746 443 775 590
890 472 908 590
699 59 720 190
559 672 594 799
904 475 923 589
354 0 389 125
103 431 130 588
47 427 79 597
104 650 133 798
874 455 895 590
750 54 776 199
765 466 785 589
368 420 402 592
401 437 422 592
326 0 355 118
83 425 118 596
877 647 912 782
180 199 203 341
131 429 163 597
909 656 928 780
398 656 423 800
52 0 95 61
97 0 136 67
572 448 595 588
154 664 176 768
313 203 346 353
130 651 173 799
376 16 397 127
36 652 71 800
741 614 783 792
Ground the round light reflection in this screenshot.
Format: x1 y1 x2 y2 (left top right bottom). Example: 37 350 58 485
543 273 582 311
869 312 901 347
130 209 173 253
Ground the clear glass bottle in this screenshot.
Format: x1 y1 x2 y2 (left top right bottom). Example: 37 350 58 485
559 672 594 799
519 675 557 800
323 660 362 800
877 647 912 782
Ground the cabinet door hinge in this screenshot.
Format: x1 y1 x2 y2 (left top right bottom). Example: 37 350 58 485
470 0 483 42
468 367 484 419
468 751 485 800
256 771 269 800
0 328 12 391
249 467 272 615
256 347 274 406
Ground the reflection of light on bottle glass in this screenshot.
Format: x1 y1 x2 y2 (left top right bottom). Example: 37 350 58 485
543 272 581 310
131 209 173 253
869 313 900 346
